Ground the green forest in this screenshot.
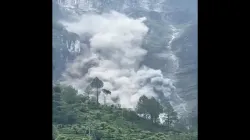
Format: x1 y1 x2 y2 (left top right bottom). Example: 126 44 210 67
53 77 197 140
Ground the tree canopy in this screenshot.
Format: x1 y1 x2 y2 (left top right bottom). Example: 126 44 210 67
90 77 104 105
136 95 163 124
53 83 197 140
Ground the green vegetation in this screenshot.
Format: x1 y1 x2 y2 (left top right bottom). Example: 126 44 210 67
53 77 197 140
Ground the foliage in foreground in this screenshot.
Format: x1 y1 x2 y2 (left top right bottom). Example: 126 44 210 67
53 80 197 140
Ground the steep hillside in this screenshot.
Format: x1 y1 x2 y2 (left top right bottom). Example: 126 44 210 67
53 84 197 140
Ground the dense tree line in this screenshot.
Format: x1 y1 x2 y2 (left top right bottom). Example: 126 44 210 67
53 77 197 140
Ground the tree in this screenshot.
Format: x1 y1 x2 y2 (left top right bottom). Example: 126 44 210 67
136 95 163 124
173 117 189 132
102 89 111 95
148 97 163 124
61 85 78 104
102 89 111 105
90 77 104 105
186 108 197 132
53 84 61 93
162 101 178 130
84 85 92 99
111 96 119 103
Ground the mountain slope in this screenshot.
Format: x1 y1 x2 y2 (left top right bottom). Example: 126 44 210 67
52 0 197 117
53 85 197 140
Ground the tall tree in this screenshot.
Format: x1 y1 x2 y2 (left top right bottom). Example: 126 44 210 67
187 108 197 131
162 101 178 129
136 95 149 118
148 97 163 124
84 85 92 99
136 95 163 124
102 89 111 105
90 77 104 105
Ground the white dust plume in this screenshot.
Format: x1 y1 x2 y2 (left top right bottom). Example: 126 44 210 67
60 11 176 109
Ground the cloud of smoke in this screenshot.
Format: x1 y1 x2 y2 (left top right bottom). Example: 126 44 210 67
60 11 176 109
